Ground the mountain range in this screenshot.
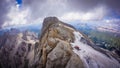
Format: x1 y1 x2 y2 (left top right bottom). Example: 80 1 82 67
0 17 120 68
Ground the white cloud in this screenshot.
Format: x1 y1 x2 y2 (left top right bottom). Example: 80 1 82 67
60 12 81 22
2 6 30 27
60 6 107 22
1 3 113 28
103 18 120 23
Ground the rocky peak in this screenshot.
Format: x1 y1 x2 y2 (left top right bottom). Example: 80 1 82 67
43 17 59 26
41 17 60 37
34 17 83 68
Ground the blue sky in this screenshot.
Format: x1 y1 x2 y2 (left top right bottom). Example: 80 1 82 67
16 0 22 5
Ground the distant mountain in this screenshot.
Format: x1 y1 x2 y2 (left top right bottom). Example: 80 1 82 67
0 28 38 68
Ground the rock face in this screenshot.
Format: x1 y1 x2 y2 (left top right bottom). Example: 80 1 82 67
34 17 120 68
0 29 38 68
34 17 84 68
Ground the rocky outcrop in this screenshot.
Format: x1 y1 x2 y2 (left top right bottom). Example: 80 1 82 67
0 29 38 68
34 17 84 68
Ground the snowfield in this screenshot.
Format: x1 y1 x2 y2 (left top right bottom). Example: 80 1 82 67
71 31 120 68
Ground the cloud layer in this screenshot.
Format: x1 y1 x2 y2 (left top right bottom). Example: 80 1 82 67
0 0 120 28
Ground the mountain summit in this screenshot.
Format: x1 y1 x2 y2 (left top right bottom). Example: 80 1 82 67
34 17 120 68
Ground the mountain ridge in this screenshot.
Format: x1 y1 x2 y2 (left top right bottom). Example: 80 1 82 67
33 17 120 68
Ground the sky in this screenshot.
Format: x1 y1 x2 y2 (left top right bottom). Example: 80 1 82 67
0 0 120 29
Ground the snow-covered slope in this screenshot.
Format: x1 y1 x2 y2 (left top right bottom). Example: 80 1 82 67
71 31 120 68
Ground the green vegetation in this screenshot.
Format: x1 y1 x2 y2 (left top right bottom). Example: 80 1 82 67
89 30 120 51
77 27 120 51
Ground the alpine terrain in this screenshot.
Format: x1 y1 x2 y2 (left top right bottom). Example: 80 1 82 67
0 17 120 68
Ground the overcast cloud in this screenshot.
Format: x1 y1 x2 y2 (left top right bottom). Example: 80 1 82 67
0 0 120 28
